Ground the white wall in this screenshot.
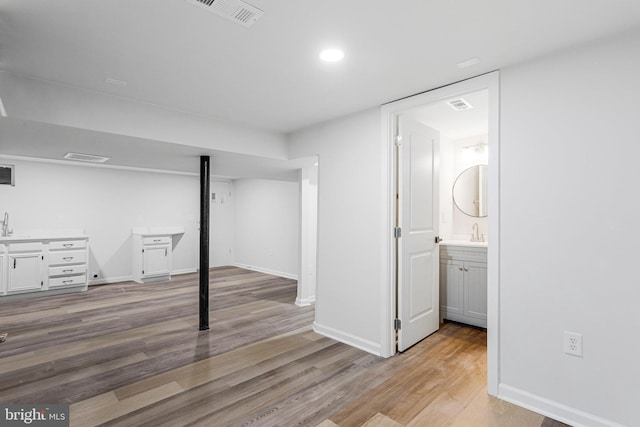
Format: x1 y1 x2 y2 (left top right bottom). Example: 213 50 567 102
297 165 318 306
233 178 299 279
0 157 198 283
210 180 234 267
288 108 384 354
498 29 640 427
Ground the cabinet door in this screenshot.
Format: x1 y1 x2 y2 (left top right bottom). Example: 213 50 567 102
440 259 464 318
463 261 488 320
0 254 5 294
8 253 42 292
143 246 170 277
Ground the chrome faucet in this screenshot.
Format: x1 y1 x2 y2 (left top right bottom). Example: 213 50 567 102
2 212 9 237
471 222 483 242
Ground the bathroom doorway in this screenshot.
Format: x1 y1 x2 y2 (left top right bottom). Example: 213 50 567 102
381 72 500 395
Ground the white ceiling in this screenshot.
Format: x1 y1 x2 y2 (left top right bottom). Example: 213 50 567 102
409 90 488 140
1 1 640 175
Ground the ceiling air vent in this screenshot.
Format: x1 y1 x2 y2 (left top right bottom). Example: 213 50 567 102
446 98 473 111
187 0 264 27
64 153 110 163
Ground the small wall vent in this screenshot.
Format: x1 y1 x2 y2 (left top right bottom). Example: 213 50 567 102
446 98 473 111
64 153 110 163
186 0 264 27
0 164 15 186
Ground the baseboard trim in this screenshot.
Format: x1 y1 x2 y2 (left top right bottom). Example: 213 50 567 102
172 268 197 276
295 296 316 307
232 263 298 280
498 384 625 427
89 275 133 286
313 322 382 356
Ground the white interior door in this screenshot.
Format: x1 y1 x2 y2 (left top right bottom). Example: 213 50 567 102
397 115 440 352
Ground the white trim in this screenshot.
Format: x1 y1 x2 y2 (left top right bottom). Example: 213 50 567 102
295 296 316 307
171 268 197 276
88 268 196 286
313 321 382 356
232 263 298 280
379 72 500 393
89 275 133 286
498 385 626 427
0 154 199 177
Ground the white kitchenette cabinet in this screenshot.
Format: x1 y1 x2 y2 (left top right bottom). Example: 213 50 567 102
7 242 44 294
132 227 183 284
0 233 89 298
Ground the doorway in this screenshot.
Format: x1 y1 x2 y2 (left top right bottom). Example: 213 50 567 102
381 72 500 395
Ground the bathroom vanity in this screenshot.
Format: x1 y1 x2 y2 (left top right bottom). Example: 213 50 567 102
0 232 89 298
439 241 487 328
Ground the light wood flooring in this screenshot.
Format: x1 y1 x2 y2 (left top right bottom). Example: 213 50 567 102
0 266 563 426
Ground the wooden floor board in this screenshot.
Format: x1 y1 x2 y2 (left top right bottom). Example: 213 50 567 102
0 266 564 426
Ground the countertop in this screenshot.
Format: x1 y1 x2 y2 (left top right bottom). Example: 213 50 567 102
441 240 488 248
0 232 88 242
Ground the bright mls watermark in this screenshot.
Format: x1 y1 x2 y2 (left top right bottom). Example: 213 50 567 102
1 405 69 426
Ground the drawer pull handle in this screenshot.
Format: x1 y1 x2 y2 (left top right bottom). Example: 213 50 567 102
63 257 74 261
458 267 463 271
63 280 73 284
63 269 74 273
154 239 161 242
63 244 74 247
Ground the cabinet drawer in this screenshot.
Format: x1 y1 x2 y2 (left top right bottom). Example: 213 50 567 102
49 240 86 250
143 236 171 245
49 265 86 277
49 274 86 288
49 250 86 265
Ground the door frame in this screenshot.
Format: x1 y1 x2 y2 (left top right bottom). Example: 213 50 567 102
379 71 500 395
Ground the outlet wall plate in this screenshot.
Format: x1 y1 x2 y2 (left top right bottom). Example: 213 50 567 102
564 331 583 357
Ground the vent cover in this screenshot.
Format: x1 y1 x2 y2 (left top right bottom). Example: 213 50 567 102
187 0 264 27
446 98 473 111
64 153 110 163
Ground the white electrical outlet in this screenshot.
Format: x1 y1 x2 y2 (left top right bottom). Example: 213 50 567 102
564 331 583 357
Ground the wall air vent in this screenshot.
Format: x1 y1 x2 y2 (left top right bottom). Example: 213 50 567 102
186 0 264 27
64 153 110 163
446 98 473 111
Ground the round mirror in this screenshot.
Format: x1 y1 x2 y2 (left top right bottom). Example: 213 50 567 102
453 165 488 217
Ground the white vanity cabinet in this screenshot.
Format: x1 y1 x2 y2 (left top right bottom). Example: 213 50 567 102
7 242 44 294
440 243 487 328
132 234 172 283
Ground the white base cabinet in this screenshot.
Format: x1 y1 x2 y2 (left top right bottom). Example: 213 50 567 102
132 234 172 283
440 244 487 328
0 235 88 298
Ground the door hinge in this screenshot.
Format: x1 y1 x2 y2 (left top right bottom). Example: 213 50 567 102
142 270 145 275
41 281 43 287
395 135 402 146
142 249 145 253
394 227 402 239
394 318 402 331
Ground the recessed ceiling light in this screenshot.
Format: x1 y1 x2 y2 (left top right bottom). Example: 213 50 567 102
319 48 345 63
457 57 481 69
